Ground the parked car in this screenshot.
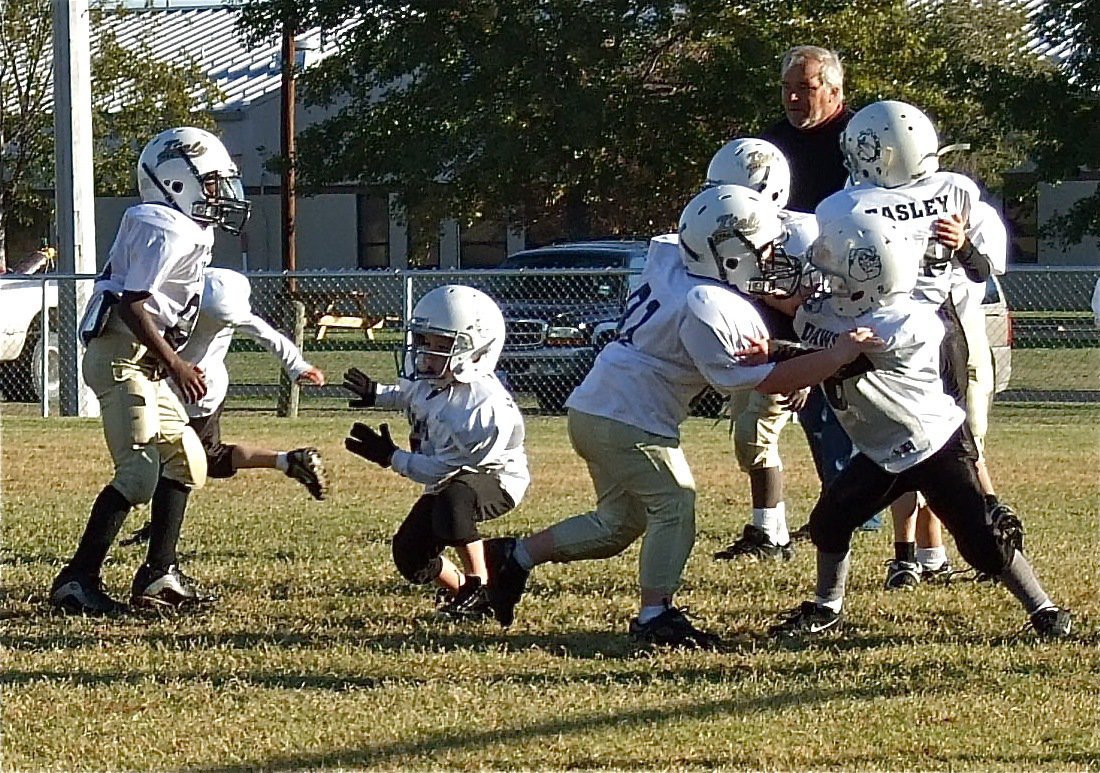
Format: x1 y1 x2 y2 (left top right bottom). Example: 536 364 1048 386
492 240 1014 412
983 274 1013 394
492 240 648 412
0 249 59 403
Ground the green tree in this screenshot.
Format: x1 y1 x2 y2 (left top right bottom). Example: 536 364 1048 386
1032 0 1100 245
240 0 1081 251
0 2 220 266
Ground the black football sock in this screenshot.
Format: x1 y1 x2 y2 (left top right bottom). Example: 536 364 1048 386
68 485 133 577
144 477 190 572
894 541 916 563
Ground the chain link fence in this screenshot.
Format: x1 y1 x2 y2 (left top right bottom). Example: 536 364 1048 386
2 266 1097 417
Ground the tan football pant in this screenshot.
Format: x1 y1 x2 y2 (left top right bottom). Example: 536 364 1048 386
960 305 994 459
82 315 207 506
544 409 696 595
729 388 791 470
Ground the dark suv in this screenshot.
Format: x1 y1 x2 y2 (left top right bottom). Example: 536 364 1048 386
490 240 648 411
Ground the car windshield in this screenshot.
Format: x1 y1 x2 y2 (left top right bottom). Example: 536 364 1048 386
492 250 637 303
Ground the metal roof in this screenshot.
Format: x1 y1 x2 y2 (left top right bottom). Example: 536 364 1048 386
93 7 354 112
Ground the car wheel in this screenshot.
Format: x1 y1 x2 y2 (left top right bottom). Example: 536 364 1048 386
5 317 58 403
31 330 60 404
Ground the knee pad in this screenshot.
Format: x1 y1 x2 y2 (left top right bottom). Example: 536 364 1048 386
160 426 207 489
111 443 162 506
391 533 443 584
733 395 786 471
432 483 481 545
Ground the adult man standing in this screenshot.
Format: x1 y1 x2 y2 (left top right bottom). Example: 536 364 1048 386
752 46 878 532
762 45 853 214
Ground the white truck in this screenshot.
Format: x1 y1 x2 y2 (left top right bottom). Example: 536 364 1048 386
0 249 59 403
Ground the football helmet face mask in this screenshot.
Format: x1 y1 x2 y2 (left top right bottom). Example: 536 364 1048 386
705 138 792 208
807 213 921 317
137 127 251 234
678 185 801 296
840 101 939 189
399 285 505 386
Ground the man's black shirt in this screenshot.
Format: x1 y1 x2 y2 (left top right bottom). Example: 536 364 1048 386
762 106 854 213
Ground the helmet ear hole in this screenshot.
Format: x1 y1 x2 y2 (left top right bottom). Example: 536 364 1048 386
170 181 185 194
725 258 740 270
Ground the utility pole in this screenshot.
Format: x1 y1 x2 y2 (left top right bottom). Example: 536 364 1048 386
53 0 99 417
280 17 297 282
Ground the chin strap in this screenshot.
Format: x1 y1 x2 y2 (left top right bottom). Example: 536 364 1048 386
936 143 971 157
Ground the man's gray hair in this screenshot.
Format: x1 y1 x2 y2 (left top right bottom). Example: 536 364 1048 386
782 46 845 98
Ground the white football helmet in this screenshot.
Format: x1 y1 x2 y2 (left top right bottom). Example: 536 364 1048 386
705 138 792 208
401 285 505 385
137 127 251 234
678 185 801 296
808 213 921 317
840 101 939 189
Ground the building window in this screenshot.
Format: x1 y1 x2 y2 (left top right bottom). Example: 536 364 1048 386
357 194 389 268
461 218 507 267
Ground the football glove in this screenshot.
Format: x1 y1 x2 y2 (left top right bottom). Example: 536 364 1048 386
345 422 397 468
989 501 1025 554
343 367 378 408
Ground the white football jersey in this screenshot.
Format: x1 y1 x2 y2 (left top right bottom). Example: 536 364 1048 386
816 171 982 307
794 297 965 472
90 204 214 344
175 269 313 418
951 201 1008 323
566 233 775 439
375 375 529 505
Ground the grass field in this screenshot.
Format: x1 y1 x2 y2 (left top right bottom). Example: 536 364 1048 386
2 403 1099 771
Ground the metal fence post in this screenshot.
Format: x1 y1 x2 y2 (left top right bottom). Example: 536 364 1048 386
277 299 306 417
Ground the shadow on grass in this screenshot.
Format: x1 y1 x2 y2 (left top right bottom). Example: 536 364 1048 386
176 676 1100 772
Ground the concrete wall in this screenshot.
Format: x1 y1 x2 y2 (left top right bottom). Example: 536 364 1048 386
1038 181 1100 266
93 193 358 272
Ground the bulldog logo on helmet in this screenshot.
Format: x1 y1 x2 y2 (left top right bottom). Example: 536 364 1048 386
855 129 881 163
848 246 882 282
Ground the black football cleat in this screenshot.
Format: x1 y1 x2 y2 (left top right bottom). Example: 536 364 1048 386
484 537 529 628
628 605 721 650
130 564 217 611
436 576 493 620
1030 606 1072 639
286 447 328 501
768 601 843 638
713 524 794 561
50 568 127 615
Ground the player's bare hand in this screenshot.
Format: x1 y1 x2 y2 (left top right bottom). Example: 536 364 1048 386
932 214 966 250
733 336 771 366
297 367 326 387
778 387 810 412
170 359 207 403
833 327 885 362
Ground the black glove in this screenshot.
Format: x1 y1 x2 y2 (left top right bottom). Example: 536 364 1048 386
343 367 378 408
345 422 397 468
